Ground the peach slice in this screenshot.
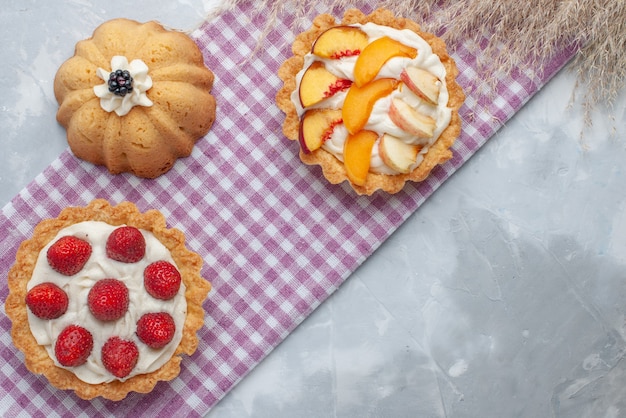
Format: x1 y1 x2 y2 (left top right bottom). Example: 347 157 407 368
312 26 369 59
343 78 398 135
298 109 343 153
343 130 378 186
388 97 436 139
299 62 352 108
400 67 441 105
354 36 417 87
378 133 422 173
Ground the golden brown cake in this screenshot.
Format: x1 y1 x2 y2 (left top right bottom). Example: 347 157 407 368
277 8 465 195
5 199 211 401
54 19 216 178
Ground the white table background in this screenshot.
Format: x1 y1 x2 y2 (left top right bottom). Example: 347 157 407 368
2 1 626 417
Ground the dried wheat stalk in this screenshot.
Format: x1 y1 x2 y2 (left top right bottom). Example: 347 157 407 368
210 0 625 125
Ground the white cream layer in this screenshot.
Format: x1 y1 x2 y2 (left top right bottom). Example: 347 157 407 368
94 56 153 117
27 221 186 384
292 22 452 174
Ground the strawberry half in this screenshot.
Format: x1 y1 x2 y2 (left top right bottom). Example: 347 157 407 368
101 336 139 378
54 325 93 367
136 312 176 349
47 235 92 276
88 278 129 321
143 261 181 300
25 282 69 319
106 226 146 263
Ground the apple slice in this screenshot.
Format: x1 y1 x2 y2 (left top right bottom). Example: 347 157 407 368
312 26 369 59
343 78 398 135
388 98 436 138
354 36 417 87
378 133 421 173
400 67 441 105
343 130 378 186
298 109 343 153
299 61 352 108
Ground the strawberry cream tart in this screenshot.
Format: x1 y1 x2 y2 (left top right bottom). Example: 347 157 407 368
6 199 211 400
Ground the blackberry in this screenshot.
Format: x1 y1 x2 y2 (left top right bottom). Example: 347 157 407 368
108 69 134 97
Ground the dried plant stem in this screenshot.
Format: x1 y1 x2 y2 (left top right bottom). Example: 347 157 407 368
211 0 625 126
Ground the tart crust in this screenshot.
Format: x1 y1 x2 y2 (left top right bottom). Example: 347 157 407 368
276 8 466 195
5 199 211 401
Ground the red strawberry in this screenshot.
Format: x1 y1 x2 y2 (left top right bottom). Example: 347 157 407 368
143 261 181 300
106 226 146 263
136 312 176 349
54 325 93 367
88 278 129 321
101 336 139 378
47 235 92 276
25 282 68 319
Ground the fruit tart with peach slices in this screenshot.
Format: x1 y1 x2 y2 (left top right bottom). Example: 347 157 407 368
277 8 465 195
5 199 211 401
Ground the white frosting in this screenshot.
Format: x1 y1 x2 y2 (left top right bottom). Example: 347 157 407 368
292 23 453 174
94 56 153 117
27 221 186 384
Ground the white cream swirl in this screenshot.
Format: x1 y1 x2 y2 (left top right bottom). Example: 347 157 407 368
292 23 453 175
26 221 186 384
94 56 153 117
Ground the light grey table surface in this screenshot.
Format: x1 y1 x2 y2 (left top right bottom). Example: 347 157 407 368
2 1 626 417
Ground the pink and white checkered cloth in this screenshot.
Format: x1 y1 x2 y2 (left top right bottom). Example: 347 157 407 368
0 3 576 417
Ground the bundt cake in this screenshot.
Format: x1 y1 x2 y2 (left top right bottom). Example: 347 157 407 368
276 8 465 195
54 19 216 178
5 199 211 400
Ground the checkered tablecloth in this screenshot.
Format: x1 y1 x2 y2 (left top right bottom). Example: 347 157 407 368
0 2 576 417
